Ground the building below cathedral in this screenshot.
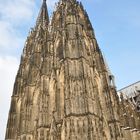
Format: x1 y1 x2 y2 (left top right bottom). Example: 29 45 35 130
119 81 140 112
5 0 140 140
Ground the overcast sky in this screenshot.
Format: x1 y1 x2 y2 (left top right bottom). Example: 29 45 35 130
0 0 140 139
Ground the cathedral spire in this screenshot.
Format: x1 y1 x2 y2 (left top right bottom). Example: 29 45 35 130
5 0 140 139
36 0 49 28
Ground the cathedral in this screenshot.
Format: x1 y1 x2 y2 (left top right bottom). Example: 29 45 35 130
5 0 140 140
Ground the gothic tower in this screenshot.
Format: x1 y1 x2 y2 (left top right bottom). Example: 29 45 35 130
5 0 140 140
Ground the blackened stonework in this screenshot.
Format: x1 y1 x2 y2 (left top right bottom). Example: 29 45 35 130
5 0 140 140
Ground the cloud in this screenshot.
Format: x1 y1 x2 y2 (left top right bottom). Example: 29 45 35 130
0 0 37 55
0 0 35 22
0 56 19 139
0 21 24 56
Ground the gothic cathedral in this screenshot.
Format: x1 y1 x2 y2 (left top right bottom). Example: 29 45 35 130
5 0 140 140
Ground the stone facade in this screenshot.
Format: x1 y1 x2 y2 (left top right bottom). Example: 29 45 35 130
5 0 140 140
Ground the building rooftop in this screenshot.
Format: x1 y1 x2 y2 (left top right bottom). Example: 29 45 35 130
118 81 140 98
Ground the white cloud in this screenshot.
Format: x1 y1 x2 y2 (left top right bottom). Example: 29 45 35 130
0 56 19 139
0 21 24 54
0 0 37 56
0 0 35 22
